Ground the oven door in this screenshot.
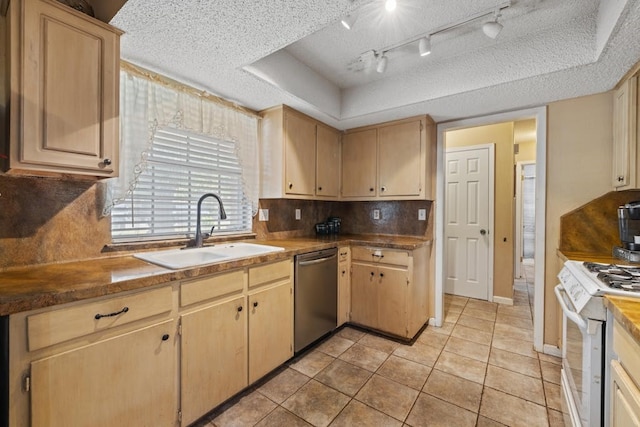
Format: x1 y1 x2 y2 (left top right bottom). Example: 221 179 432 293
555 285 604 427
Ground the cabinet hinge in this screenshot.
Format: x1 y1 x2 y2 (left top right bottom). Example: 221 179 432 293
23 375 30 392
178 411 182 423
178 320 182 336
420 123 423 131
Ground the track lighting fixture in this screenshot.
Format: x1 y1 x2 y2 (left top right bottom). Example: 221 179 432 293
341 15 356 30
349 1 510 73
482 9 503 39
418 36 431 56
376 54 388 73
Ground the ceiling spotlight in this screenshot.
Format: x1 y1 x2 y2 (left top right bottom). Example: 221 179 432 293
385 0 396 12
419 36 431 56
376 54 388 73
341 15 356 30
482 9 503 39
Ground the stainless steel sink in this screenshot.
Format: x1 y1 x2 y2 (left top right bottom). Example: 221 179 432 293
134 242 285 270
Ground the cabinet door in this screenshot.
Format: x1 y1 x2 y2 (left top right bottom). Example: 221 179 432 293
316 124 341 198
376 266 409 337
611 360 640 426
612 77 637 189
284 111 316 196
248 282 293 383
342 129 377 198
350 263 378 329
31 320 176 427
338 252 351 327
21 0 119 176
180 297 247 426
378 119 423 197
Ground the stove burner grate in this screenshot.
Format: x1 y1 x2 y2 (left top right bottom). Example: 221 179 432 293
585 262 640 293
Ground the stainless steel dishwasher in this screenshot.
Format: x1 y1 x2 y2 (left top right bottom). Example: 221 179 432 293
294 248 338 352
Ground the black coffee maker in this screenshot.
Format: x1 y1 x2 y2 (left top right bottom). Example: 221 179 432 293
618 201 640 251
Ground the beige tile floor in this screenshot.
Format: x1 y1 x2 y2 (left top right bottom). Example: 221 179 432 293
194 263 564 427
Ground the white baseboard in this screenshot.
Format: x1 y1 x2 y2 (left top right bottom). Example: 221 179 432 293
542 344 562 357
428 317 442 327
492 296 514 306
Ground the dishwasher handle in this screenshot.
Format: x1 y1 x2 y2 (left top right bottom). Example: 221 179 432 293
297 253 337 266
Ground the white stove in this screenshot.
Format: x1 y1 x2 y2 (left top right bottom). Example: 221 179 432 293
556 260 640 427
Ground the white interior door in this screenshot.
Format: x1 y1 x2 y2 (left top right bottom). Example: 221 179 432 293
445 145 493 300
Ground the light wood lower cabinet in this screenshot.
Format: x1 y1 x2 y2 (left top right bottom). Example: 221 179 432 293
31 320 176 427
611 318 640 426
350 246 429 339
180 296 247 427
9 258 295 427
337 247 351 326
248 281 293 383
9 284 176 427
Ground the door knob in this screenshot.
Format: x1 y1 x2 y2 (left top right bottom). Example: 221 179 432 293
480 229 487 235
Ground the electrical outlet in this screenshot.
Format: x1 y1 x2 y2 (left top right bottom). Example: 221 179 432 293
418 208 427 221
373 209 380 220
295 208 301 220
258 209 269 221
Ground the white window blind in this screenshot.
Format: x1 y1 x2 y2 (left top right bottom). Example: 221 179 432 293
111 127 252 241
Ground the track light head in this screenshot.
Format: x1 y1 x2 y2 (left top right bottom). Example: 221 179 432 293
482 9 503 39
376 54 388 73
419 37 431 56
341 15 355 30
482 20 503 39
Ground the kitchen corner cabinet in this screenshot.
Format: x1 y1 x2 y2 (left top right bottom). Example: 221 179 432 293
337 246 351 326
3 0 121 178
350 245 429 339
612 74 639 189
260 105 341 199
610 319 640 426
8 285 176 427
341 116 436 200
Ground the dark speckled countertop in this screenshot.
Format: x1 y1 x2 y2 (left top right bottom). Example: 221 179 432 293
0 235 431 316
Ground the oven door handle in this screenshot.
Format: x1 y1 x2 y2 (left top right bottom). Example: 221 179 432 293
554 285 588 331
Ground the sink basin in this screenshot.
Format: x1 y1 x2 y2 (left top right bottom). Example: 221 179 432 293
134 242 285 270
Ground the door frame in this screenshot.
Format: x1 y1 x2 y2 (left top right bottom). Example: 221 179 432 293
514 160 536 279
434 106 547 353
444 144 495 301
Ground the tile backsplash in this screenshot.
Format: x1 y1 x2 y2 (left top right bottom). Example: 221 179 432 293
0 174 433 270
254 199 432 239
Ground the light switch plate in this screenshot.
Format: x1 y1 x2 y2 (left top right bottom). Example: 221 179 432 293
418 208 427 221
373 209 380 220
258 209 269 221
295 208 301 220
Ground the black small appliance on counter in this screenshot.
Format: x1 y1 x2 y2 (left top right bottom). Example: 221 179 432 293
615 201 640 262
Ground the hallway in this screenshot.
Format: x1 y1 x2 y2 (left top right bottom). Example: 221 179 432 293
195 265 562 426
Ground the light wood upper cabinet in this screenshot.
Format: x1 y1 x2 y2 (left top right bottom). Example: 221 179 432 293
612 74 639 190
341 116 435 200
316 123 341 197
341 129 377 197
3 0 121 177
285 111 317 196
260 105 341 200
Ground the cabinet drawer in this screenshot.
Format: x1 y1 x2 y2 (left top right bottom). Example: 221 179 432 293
249 259 292 288
181 269 245 307
338 247 350 263
27 286 172 351
613 320 640 385
351 247 409 266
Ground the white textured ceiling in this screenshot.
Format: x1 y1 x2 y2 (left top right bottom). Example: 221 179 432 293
111 0 640 129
